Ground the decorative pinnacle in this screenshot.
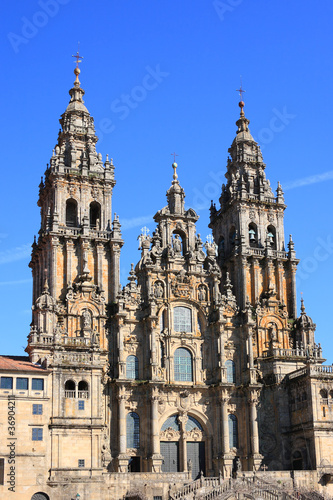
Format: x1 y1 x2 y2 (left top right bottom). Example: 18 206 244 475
172 161 178 181
300 293 306 314
236 78 246 117
72 43 83 85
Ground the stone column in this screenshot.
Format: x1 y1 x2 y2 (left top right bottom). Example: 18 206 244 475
241 257 248 311
252 258 260 302
276 261 284 304
220 395 233 478
117 389 129 472
51 237 59 297
97 243 104 289
66 239 74 286
110 242 121 303
221 397 229 454
248 329 256 384
248 391 262 471
179 413 188 473
149 388 163 472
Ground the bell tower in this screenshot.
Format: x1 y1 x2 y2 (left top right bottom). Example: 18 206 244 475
26 59 123 478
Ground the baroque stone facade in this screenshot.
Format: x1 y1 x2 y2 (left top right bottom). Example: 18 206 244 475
1 66 333 500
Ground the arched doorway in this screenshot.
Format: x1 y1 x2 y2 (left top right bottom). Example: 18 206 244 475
160 414 205 479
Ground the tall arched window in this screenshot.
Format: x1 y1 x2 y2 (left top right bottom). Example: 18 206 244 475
78 380 89 399
66 199 77 227
174 307 192 332
64 380 75 398
225 360 236 383
126 412 140 448
228 414 238 448
90 201 101 229
126 355 139 380
248 223 257 247
267 225 276 249
174 348 193 382
229 226 236 247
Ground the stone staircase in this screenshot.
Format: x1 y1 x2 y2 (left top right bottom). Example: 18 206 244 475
169 475 326 500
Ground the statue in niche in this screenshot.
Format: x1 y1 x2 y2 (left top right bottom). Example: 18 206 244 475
150 237 163 261
198 286 206 302
173 234 182 254
268 323 278 342
82 250 90 275
82 309 92 329
154 281 164 299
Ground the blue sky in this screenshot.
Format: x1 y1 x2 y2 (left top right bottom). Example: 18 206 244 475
1 0 333 361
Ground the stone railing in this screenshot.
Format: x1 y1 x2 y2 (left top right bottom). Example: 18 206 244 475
61 337 91 347
170 476 221 500
262 347 321 360
310 365 333 375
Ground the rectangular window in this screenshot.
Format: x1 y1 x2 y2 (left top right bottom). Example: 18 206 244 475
0 377 13 389
32 404 43 415
78 459 85 468
16 378 28 390
0 458 4 485
153 497 162 500
32 428 43 441
78 400 85 410
32 378 44 390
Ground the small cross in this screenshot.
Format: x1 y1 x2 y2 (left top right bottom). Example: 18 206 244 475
171 152 179 163
236 77 246 101
141 226 150 237
72 42 83 68
262 464 268 472
206 234 214 245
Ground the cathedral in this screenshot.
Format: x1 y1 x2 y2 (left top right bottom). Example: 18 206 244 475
1 61 333 500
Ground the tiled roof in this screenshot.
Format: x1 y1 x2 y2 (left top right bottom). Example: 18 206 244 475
0 356 49 373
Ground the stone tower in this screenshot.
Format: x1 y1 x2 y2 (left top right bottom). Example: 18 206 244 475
26 63 123 479
209 99 325 471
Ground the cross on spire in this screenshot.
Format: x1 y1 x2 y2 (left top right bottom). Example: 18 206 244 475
171 152 179 163
236 77 246 102
141 226 150 237
72 42 83 68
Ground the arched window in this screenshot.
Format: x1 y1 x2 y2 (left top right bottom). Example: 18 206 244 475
218 237 225 257
64 380 75 398
228 414 238 448
126 355 139 380
126 412 140 448
160 342 165 368
229 226 236 247
225 360 236 383
320 389 328 404
90 201 101 229
160 310 166 332
248 223 257 247
267 225 276 249
66 199 77 227
329 390 333 399
174 348 193 382
174 307 192 332
78 380 89 399
186 416 203 432
161 414 180 431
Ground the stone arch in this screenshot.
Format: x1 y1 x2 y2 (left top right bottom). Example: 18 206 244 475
65 198 78 227
172 229 187 255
